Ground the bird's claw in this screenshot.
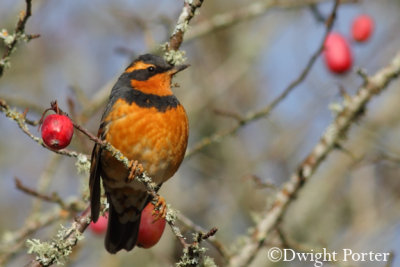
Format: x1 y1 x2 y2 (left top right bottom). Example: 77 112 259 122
152 196 167 221
127 160 144 182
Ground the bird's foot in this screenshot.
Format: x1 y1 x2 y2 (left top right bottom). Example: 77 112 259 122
127 160 144 182
152 196 167 221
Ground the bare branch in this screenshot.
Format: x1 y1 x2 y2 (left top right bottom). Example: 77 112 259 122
14 177 66 208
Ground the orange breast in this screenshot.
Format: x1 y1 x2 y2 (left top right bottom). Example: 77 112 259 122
102 98 188 184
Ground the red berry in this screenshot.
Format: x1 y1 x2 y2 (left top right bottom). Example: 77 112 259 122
89 213 108 235
41 114 74 150
323 32 353 74
137 202 166 248
352 14 374 42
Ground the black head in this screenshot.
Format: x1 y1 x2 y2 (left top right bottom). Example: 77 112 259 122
124 54 188 81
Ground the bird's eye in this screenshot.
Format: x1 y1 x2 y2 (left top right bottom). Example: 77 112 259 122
147 66 155 72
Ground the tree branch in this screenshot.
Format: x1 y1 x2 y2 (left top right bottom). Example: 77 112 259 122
167 0 205 52
164 0 205 65
178 213 230 261
25 206 91 267
227 51 400 267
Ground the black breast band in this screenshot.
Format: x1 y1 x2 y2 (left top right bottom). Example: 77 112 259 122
125 88 179 112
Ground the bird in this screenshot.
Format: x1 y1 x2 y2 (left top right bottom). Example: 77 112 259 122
89 54 189 253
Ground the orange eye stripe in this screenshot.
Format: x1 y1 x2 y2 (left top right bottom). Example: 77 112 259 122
125 62 155 73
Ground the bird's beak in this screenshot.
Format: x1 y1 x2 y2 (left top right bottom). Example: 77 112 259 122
169 64 190 75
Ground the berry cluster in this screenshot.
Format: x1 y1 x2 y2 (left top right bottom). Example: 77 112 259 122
324 14 374 74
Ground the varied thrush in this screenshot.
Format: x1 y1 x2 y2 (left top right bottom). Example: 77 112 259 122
89 54 189 253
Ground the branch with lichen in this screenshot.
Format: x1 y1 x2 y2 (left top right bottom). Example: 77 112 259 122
227 51 400 267
25 207 90 267
161 206 218 267
0 194 87 266
163 0 204 65
0 0 39 77
24 201 217 267
0 99 84 159
177 229 218 267
178 213 230 261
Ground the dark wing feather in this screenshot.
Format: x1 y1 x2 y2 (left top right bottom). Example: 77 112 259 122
89 143 102 222
89 109 110 223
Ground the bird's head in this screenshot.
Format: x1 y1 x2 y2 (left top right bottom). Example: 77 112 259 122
124 54 188 96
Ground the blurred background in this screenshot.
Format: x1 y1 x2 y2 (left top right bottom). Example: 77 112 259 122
0 0 400 266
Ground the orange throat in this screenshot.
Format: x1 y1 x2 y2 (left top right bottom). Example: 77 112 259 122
130 73 173 96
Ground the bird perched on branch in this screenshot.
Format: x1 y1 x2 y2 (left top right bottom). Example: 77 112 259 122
89 54 189 253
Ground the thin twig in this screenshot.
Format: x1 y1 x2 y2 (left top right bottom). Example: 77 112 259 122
14 177 66 208
213 108 245 123
243 174 278 190
227 50 400 267
200 227 218 241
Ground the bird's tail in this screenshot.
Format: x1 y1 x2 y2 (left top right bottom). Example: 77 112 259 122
104 202 141 254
